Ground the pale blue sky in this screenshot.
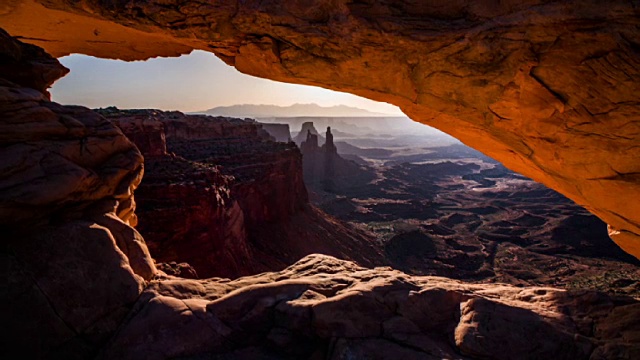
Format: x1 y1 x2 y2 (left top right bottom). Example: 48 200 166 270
51 50 403 114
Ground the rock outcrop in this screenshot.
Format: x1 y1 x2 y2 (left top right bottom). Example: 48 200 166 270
100 108 384 278
105 108 168 157
301 125 374 193
294 121 323 146
98 109 275 278
0 30 156 359
127 153 253 279
2 0 638 257
102 254 640 360
260 122 292 143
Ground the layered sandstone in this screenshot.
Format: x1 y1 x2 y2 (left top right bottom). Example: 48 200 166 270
101 108 384 277
2 0 638 256
0 30 156 358
98 109 268 278
132 156 253 278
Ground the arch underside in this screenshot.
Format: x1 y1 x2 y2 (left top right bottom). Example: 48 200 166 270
2 0 639 257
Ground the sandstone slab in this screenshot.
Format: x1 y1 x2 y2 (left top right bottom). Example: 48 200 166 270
102 254 640 360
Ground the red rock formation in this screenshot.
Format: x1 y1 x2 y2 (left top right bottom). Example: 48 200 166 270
300 125 374 193
99 109 259 278
102 254 640 360
133 156 254 279
2 0 639 257
3 32 640 360
0 27 68 96
0 31 155 359
103 107 168 157
101 108 383 278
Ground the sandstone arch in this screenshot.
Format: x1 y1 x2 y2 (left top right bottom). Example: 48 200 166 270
2 0 639 256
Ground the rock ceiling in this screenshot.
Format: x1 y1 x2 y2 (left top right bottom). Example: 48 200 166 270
2 0 639 257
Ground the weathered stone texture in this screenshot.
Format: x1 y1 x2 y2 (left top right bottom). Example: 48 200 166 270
2 0 638 256
102 254 640 360
0 29 155 359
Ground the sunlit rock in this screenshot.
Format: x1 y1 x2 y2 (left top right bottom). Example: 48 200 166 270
103 254 640 359
2 0 638 256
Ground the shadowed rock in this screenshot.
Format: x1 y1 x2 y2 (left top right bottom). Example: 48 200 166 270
2 8 640 360
100 108 385 278
1 30 155 359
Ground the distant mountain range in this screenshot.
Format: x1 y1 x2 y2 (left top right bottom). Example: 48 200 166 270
196 103 389 118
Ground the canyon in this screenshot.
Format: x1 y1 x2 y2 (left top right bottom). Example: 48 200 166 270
97 107 383 278
1 1 640 359
294 125 640 295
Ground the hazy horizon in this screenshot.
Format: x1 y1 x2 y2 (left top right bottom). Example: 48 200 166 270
50 50 404 116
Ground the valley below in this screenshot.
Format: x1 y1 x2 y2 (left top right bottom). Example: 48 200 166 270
116 106 640 298
303 132 640 296
107 107 640 298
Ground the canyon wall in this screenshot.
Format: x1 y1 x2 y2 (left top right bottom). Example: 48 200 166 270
101 108 384 277
100 109 298 278
2 0 638 257
0 30 156 358
260 123 292 142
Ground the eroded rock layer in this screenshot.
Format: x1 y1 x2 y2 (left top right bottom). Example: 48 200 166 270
103 254 640 360
2 0 638 256
100 109 258 278
0 30 156 358
100 108 385 278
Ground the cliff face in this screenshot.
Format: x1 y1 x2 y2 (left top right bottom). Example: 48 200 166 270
0 30 156 359
131 156 252 279
107 110 167 157
99 109 275 278
2 0 638 257
260 123 292 143
101 108 382 277
160 112 310 242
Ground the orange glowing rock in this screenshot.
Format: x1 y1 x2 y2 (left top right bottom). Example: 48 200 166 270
1 0 639 257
